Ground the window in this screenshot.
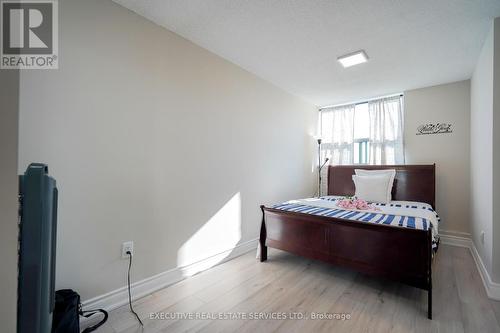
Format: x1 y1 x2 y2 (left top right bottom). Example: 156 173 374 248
353 102 369 164
354 138 369 164
319 95 404 166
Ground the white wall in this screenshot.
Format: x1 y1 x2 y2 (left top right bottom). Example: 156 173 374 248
18 0 317 301
471 21 494 279
404 80 471 236
0 70 19 332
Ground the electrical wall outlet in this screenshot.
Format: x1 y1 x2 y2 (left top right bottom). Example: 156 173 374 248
122 241 134 259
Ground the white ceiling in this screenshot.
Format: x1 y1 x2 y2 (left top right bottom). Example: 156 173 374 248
114 0 500 107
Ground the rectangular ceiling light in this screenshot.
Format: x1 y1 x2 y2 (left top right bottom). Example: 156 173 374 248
337 50 368 68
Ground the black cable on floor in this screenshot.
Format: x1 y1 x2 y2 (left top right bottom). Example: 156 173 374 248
127 251 144 327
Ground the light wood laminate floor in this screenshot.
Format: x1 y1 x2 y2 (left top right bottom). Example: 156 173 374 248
99 244 500 333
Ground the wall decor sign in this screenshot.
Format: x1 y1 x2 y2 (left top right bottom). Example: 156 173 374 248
416 123 452 135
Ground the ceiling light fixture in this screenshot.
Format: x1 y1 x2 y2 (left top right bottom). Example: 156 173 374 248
337 50 368 68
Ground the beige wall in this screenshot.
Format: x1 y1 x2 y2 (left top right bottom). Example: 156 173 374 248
470 17 500 283
471 21 494 279
492 17 500 282
0 70 19 332
404 80 471 236
18 0 316 301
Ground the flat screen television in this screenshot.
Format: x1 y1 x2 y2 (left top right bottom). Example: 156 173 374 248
17 163 58 333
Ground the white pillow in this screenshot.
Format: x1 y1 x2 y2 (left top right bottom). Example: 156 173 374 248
355 169 396 202
352 175 392 204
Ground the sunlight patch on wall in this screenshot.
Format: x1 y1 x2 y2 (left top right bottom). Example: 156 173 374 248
177 192 242 277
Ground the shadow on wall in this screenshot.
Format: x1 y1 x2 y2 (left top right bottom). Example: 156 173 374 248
176 192 242 277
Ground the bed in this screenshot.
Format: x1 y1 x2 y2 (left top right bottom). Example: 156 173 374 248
259 164 437 319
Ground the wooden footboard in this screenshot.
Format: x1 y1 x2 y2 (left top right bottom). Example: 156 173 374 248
259 205 433 319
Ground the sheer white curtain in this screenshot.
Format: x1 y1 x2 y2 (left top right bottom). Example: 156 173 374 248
319 104 355 195
367 96 405 164
320 103 356 164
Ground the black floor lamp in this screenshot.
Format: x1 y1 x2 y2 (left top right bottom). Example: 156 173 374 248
317 138 329 197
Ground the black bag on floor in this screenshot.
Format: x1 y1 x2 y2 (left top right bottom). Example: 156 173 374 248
52 289 108 333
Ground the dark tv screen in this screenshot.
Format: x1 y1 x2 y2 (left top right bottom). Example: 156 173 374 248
18 163 58 333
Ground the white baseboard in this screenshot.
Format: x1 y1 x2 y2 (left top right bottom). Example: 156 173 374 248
439 233 500 301
81 238 259 312
439 229 472 239
469 242 500 300
439 232 473 248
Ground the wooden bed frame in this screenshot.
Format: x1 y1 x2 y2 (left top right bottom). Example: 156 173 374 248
259 164 436 319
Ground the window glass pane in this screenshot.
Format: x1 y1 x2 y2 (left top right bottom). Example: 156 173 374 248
354 142 359 164
353 103 369 139
361 142 366 164
320 111 333 143
364 142 370 163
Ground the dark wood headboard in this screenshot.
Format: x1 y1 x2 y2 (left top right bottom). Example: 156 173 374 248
327 164 436 208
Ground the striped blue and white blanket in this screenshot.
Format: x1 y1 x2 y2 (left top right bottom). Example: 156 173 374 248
271 196 440 247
